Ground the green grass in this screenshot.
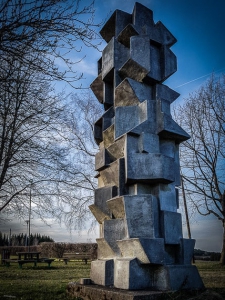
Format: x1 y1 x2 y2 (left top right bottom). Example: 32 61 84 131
0 259 91 300
0 260 225 300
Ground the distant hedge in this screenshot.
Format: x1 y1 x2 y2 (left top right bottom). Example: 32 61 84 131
0 243 97 259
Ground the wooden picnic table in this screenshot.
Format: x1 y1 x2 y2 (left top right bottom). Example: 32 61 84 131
5 251 54 268
16 251 41 261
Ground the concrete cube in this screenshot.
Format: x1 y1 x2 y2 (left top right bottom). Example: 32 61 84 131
114 258 152 290
123 195 160 239
160 211 183 244
90 259 114 286
117 238 165 264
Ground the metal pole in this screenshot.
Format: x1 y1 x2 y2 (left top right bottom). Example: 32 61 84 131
28 180 32 252
181 175 191 239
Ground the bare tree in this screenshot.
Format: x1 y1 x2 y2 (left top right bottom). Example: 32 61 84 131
0 0 104 228
175 75 225 264
0 58 102 227
0 0 100 86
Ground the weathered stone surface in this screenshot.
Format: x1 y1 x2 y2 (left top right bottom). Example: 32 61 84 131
117 24 139 48
150 265 205 290
102 219 126 255
90 74 103 103
117 238 165 264
115 78 152 107
132 3 154 33
178 238 196 264
95 149 111 171
94 186 118 216
155 84 180 103
151 183 178 212
100 9 132 42
88 2 204 292
160 211 182 244
103 124 115 148
115 101 147 138
67 283 168 300
89 204 111 224
114 258 152 290
107 136 125 161
96 238 115 259
102 37 129 81
123 195 159 239
90 259 114 286
107 196 125 219
126 153 175 183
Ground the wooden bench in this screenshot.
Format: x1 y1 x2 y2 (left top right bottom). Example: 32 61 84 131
62 253 92 264
5 258 55 269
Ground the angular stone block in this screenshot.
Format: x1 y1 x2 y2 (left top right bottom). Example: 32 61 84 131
132 2 154 34
103 124 115 148
90 259 114 286
157 112 190 142
95 149 111 171
90 74 103 103
107 136 125 161
151 265 205 290
155 84 180 104
117 238 165 264
115 101 147 138
115 78 152 107
89 204 111 224
160 211 183 244
107 196 125 219
152 183 178 212
159 139 175 158
102 219 126 256
102 106 115 131
102 38 129 81
147 42 162 82
98 158 126 196
177 238 195 265
119 36 151 82
117 24 139 48
96 238 116 259
123 195 160 239
138 132 160 153
114 258 152 290
154 21 177 47
174 143 181 186
100 10 132 43
126 153 175 183
94 186 118 215
163 47 177 80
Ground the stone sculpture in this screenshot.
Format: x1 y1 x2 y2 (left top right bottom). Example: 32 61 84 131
89 2 204 291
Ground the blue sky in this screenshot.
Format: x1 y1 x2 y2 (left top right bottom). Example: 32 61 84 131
1 0 225 252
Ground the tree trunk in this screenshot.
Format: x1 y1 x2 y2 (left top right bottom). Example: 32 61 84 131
220 191 225 265
220 224 225 265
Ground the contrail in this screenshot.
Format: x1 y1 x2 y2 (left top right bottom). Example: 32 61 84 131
176 67 225 88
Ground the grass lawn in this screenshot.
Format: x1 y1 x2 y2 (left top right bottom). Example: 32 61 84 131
0 259 225 300
0 258 90 300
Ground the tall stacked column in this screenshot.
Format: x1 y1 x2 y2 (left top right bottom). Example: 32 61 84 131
89 2 204 291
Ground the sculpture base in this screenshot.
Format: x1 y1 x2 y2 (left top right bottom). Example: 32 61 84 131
67 282 165 300
67 282 205 300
